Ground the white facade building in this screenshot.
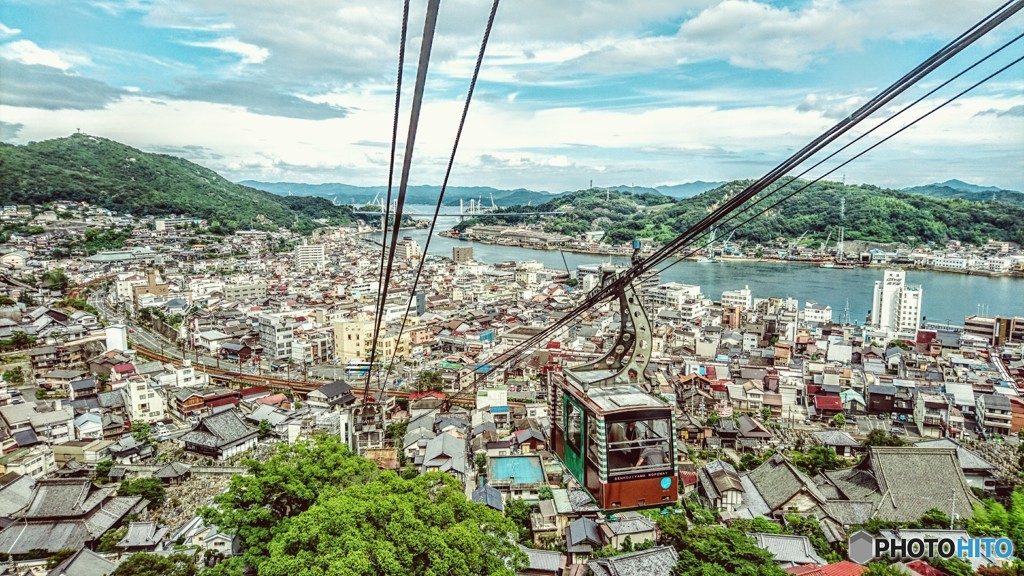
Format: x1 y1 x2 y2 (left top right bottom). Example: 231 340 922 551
721 285 753 308
294 243 326 270
124 377 166 424
647 283 702 310
804 301 833 324
870 269 923 337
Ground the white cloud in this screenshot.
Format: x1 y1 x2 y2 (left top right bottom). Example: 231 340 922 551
0 22 21 38
183 37 269 66
0 40 91 71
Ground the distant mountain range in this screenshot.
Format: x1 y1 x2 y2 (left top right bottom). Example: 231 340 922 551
240 179 728 206
239 181 560 208
902 179 1024 207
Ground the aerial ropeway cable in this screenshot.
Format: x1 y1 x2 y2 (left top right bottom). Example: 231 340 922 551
364 0 441 402
406 0 1024 419
379 0 503 391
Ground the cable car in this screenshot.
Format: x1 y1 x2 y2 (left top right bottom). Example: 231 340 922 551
550 269 678 510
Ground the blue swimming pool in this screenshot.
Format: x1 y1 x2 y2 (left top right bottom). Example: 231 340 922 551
490 456 544 483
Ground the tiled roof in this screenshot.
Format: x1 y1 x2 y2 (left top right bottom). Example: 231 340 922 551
46 548 118 576
865 447 979 523
751 533 827 567
117 521 168 548
746 454 827 512
588 546 679 576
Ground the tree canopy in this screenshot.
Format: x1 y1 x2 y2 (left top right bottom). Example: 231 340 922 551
671 526 788 576
111 552 197 576
259 471 527 576
200 434 379 569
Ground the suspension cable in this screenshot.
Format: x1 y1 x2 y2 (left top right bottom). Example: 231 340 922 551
381 0 502 390
365 0 441 399
405 1 1023 418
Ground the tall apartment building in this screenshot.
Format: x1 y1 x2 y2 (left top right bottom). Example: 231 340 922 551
964 315 1024 346
870 269 923 337
294 242 326 270
452 246 473 263
395 237 421 261
258 312 296 360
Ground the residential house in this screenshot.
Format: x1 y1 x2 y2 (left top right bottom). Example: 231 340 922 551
976 394 1012 437
305 380 357 411
697 460 744 513
180 410 258 460
751 533 827 568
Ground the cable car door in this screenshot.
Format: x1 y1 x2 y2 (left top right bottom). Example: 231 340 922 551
563 395 585 483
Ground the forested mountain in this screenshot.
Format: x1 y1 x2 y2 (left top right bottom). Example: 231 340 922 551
0 134 352 233
468 180 1024 246
901 179 1024 207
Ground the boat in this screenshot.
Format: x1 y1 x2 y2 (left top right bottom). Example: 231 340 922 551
696 257 719 263
819 262 835 269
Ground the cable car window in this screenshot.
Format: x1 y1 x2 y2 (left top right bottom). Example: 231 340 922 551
587 416 601 462
607 417 672 477
566 402 582 452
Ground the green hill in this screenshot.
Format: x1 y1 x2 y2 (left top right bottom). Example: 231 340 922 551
467 180 1024 246
0 134 352 234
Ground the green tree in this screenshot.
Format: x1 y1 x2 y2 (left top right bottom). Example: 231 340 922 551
111 552 197 576
257 419 272 439
259 472 527 576
863 562 905 576
414 370 443 392
131 421 152 444
475 452 488 475
538 485 553 500
504 497 534 544
672 526 788 576
657 513 689 550
760 406 772 421
95 459 114 483
927 557 974 576
119 477 166 509
385 421 408 441
864 429 907 447
40 269 70 292
831 413 846 428
791 446 847 477
915 508 951 530
2 367 24 385
97 527 127 552
200 434 378 570
46 549 76 569
731 517 784 534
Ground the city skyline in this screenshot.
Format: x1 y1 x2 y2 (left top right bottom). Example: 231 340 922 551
1 0 1022 192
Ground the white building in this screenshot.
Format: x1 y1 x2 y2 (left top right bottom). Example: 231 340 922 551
124 377 166 424
721 285 752 308
870 269 923 338
395 237 422 261
804 301 833 324
647 283 702 310
258 312 296 360
294 243 326 270
106 324 129 353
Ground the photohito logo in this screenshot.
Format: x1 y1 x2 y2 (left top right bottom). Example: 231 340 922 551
847 531 1014 565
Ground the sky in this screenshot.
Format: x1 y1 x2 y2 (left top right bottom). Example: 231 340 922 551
1 0 1022 193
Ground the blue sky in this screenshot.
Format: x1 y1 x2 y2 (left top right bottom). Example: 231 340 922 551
1 0 1022 192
